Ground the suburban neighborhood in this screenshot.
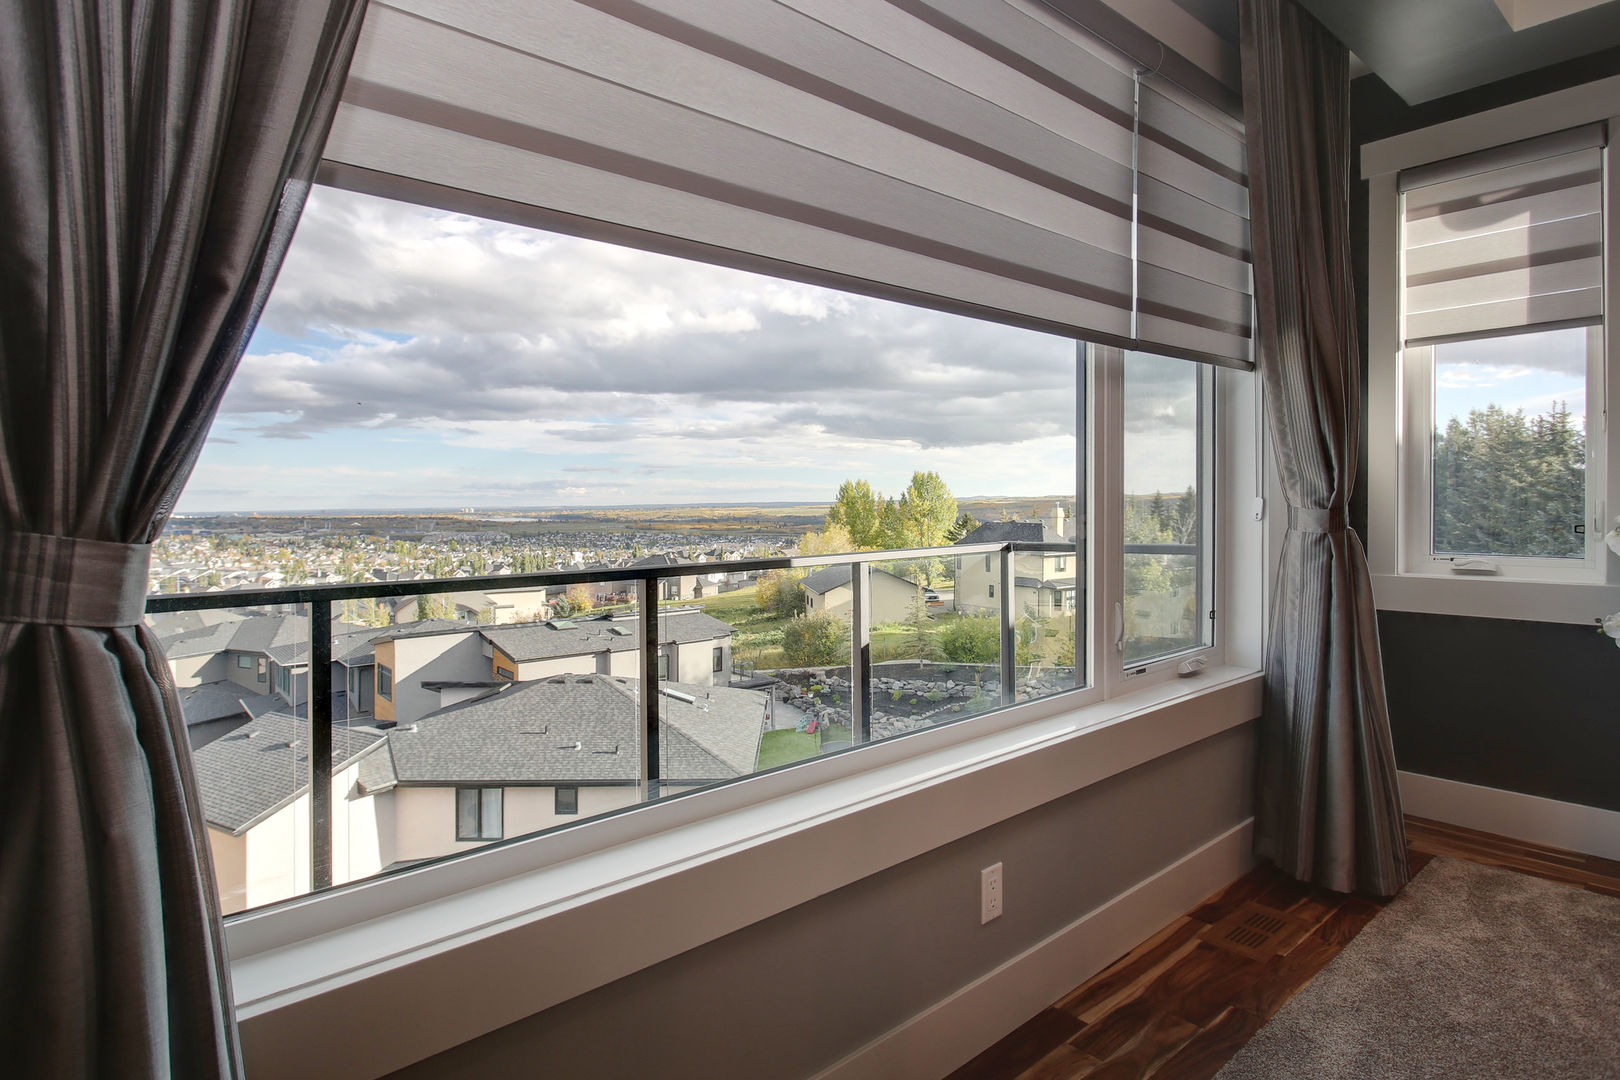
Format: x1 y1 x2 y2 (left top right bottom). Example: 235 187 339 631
159 488 1136 912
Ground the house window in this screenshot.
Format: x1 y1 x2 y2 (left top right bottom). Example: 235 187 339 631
1119 351 1215 666
657 653 669 681
555 786 579 815
1055 556 1067 571
255 657 267 683
984 554 992 573
378 664 393 701
988 584 995 599
495 665 514 681
1373 121 1614 597
237 654 252 669
456 788 503 840
712 646 723 673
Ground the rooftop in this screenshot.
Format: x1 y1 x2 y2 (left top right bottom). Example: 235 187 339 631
191 713 385 834
360 675 767 791
479 610 733 663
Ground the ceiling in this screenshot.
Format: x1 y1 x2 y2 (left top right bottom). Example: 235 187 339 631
1156 0 1620 102
1294 0 1620 102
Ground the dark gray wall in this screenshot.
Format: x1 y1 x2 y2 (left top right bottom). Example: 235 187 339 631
386 721 1256 1080
1350 54 1620 813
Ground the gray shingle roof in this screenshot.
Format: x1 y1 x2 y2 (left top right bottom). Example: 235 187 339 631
479 610 733 663
267 619 469 668
192 713 384 834
798 564 916 595
957 520 1066 545
161 619 247 659
176 683 288 726
361 676 765 791
150 610 246 653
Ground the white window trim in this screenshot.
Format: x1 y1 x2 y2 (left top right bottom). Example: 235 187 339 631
228 668 1261 1080
1364 78 1620 623
1399 328 1606 584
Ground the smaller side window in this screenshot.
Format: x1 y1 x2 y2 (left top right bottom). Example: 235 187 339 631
256 657 267 682
983 554 992 573
712 645 723 673
378 664 394 701
456 787 503 840
555 786 579 815
657 653 669 681
495 665 515 681
988 583 995 599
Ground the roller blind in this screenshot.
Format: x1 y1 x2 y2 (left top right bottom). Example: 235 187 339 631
1400 124 1607 347
323 0 1251 367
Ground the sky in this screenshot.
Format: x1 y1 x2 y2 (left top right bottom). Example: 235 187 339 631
178 186 1203 513
1432 327 1590 431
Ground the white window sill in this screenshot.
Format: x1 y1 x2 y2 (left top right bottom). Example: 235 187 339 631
228 667 1262 1080
1371 571 1620 625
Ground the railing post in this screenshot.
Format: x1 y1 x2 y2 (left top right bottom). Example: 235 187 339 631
999 548 1016 706
637 578 661 801
309 598 333 892
850 562 871 743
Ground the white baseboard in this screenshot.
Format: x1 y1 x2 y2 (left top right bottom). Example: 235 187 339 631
1400 771 1620 862
810 819 1257 1080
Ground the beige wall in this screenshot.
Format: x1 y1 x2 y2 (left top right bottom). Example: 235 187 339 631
221 755 383 915
392 784 642 863
388 631 490 726
171 652 227 688
806 575 918 625
209 828 247 916
226 651 269 693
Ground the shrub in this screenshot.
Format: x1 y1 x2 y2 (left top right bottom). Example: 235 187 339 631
938 616 1000 664
781 611 849 667
756 568 808 617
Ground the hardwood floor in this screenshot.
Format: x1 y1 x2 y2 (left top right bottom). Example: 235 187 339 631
944 816 1620 1080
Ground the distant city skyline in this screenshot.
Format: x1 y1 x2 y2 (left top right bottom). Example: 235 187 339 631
180 186 1197 513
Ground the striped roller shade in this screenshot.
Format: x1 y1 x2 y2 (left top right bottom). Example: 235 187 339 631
321 0 1253 368
1401 124 1606 348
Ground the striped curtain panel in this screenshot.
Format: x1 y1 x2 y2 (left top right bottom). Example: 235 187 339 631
1401 125 1606 347
324 0 1253 367
1239 0 1409 897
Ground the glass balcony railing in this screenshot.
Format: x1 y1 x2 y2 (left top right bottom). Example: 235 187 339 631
148 540 1084 913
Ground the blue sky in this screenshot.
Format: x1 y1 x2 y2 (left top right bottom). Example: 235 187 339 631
178 186 1202 513
1432 327 1590 430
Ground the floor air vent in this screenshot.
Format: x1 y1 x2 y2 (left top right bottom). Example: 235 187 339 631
1203 902 1309 961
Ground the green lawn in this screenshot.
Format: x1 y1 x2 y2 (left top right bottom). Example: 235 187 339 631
756 722 856 770
757 729 819 769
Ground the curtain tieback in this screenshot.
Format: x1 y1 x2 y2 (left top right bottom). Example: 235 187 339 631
0 532 152 627
1288 506 1347 534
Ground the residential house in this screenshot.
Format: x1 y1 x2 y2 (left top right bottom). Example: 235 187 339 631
954 512 1078 620
192 713 388 915
192 676 768 914
800 564 923 625
480 609 736 688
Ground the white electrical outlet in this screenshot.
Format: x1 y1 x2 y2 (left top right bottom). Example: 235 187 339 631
980 862 1003 924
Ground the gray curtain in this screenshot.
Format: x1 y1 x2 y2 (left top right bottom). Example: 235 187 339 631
0 1 365 1075
1238 0 1409 897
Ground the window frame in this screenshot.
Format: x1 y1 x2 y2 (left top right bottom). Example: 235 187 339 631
555 786 579 816
1364 90 1620 622
1399 326 1606 583
455 786 504 841
1090 344 1221 689
377 664 393 701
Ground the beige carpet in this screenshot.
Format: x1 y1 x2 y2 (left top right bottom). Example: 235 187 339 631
1214 856 1620 1079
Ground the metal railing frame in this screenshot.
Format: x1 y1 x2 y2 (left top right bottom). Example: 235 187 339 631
146 539 1083 890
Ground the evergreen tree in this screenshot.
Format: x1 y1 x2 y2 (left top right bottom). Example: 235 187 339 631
1433 402 1585 558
